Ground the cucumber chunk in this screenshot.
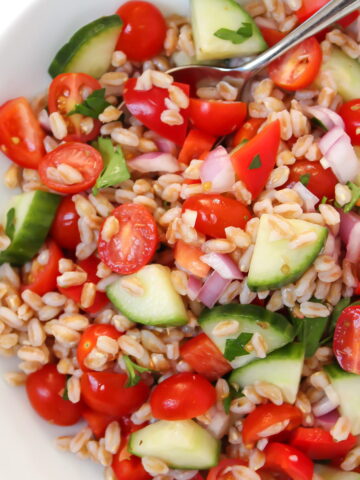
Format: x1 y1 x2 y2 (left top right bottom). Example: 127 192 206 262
0 191 61 265
315 464 360 480
129 420 220 469
199 304 295 369
324 364 360 435
248 214 328 291
191 0 267 61
229 343 304 403
106 264 188 327
49 16 122 78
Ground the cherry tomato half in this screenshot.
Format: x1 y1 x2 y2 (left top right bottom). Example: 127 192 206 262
264 442 314 480
339 99 360 146
259 26 287 47
0 97 45 169
178 129 217 166
333 305 360 374
287 160 337 201
268 38 322 91
112 436 151 480
174 240 210 278
48 73 101 143
50 196 81 250
232 118 264 148
77 324 122 371
295 0 359 28
98 204 159 275
207 459 245 480
83 409 120 438
150 373 216 420
26 364 84 426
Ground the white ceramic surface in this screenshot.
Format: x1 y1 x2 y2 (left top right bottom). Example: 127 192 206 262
0 1 188 478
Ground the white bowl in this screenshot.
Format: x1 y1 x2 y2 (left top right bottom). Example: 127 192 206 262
0 1 187 478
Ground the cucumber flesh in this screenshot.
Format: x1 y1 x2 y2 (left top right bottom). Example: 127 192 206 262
315 464 360 480
106 264 188 327
199 304 295 369
229 343 305 404
49 16 122 78
0 191 61 265
129 419 220 470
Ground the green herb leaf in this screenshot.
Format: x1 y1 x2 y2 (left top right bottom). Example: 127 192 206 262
299 173 311 186
237 22 253 37
342 182 360 213
5 208 15 240
224 332 253 361
311 117 328 131
292 313 328 357
62 375 71 400
214 22 253 45
68 88 111 119
321 196 328 204
123 355 152 388
92 137 130 195
223 383 244 414
248 154 262 170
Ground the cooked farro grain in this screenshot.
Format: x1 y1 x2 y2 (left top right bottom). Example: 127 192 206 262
70 427 93 454
97 335 119 356
160 109 184 126
57 271 88 288
118 334 145 359
49 112 68 140
142 457 169 476
104 421 121 455
331 416 352 442
6 371 30 386
319 204 340 226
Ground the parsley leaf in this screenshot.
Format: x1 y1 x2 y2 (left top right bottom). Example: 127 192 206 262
321 196 328 204
342 182 360 213
123 355 152 388
68 88 111 119
92 137 130 195
214 22 253 45
299 173 310 186
5 208 15 240
224 332 253 361
62 375 71 400
248 154 262 170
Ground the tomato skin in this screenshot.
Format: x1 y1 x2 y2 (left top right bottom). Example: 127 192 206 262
0 97 45 169
77 324 122 372
189 99 247 137
296 0 359 27
22 239 62 295
150 373 217 420
80 372 150 417
268 38 322 91
259 27 287 47
207 459 245 480
48 73 101 143
98 204 159 275
232 118 264 148
180 333 231 381
333 305 360 374
288 160 337 200
174 241 210 278
116 1 166 61
39 142 103 194
112 437 151 480
50 196 81 250
290 427 357 460
178 129 217 166
26 364 84 426
264 443 314 480
339 99 360 147
83 409 120 438
242 404 303 448
183 194 252 239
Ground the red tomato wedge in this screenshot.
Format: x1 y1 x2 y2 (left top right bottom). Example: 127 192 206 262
50 195 81 250
0 97 45 169
207 459 246 480
231 120 281 199
290 427 357 460
264 443 314 480
48 73 101 143
180 333 231 381
83 409 120 438
178 129 217 165
287 160 337 200
259 27 287 47
77 324 122 371
38 142 103 194
189 99 247 137
333 305 360 374
98 204 159 275
112 436 151 480
232 118 264 148
123 78 189 145
339 99 360 147
174 241 210 278
295 0 359 27
268 38 322 91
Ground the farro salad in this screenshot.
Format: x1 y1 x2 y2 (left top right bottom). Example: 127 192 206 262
0 0 360 478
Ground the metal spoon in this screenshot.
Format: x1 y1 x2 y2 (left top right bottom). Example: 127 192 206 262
168 0 360 90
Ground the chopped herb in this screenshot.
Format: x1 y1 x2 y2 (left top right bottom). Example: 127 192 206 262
123 355 152 387
299 173 310 186
311 117 328 131
62 375 71 400
214 22 253 45
224 332 253 361
68 88 111 119
5 208 15 240
248 154 262 170
291 312 328 357
342 182 360 213
321 196 328 204
237 22 253 37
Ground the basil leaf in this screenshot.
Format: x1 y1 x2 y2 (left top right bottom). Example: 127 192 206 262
214 22 253 45
123 355 152 388
224 332 253 361
92 137 130 195
299 173 311 186
343 182 360 213
293 315 328 357
5 208 15 240
248 154 262 170
68 88 111 119
237 22 252 37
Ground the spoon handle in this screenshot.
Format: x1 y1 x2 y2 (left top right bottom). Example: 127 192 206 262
239 0 360 74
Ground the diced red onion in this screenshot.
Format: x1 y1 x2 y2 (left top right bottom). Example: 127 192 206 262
198 271 231 308
339 210 360 263
128 152 180 173
200 253 243 280
312 396 338 417
200 146 235 194
318 127 345 155
306 105 345 131
38 109 51 131
314 409 340 431
187 275 203 301
154 136 178 156
292 182 319 212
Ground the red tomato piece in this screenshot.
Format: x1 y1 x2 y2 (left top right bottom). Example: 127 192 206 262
174 241 210 278
232 118 264 148
112 437 151 480
268 38 322 91
124 78 189 145
0 97 45 169
339 99 360 147
189 99 247 137
48 73 101 143
178 129 217 165
50 195 81 250
77 324 122 371
264 443 314 480
26 364 84 426
287 160 337 200
115 1 166 61
80 372 150 417
259 27 287 47
21 239 62 295
295 0 359 27
180 333 231 381
98 204 158 275
38 142 103 194
290 427 357 460
242 404 303 448
83 409 120 438
231 120 281 199
207 459 245 480
333 305 360 374
182 194 252 238
150 372 216 420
